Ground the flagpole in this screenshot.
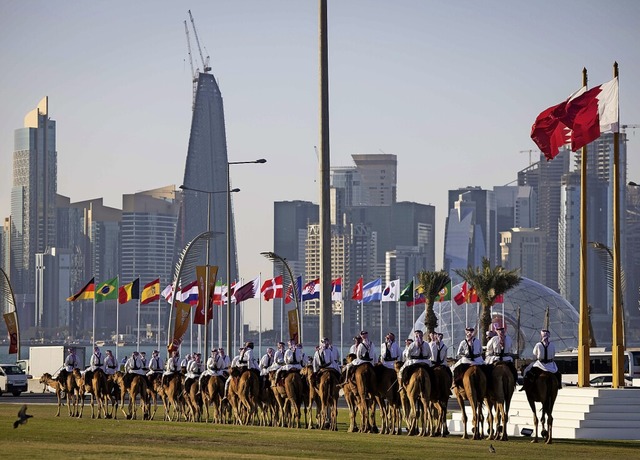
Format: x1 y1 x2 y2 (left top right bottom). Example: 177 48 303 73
157 294 161 351
450 297 454 359
465 301 468 328
280 296 284 343
340 299 344 363
92 284 96 346
379 299 383 348
397 297 400 344
116 286 120 361
359 299 363 333
412 276 416 331
259 272 262 357
137 294 141 353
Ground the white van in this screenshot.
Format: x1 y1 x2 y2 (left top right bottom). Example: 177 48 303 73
0 363 29 396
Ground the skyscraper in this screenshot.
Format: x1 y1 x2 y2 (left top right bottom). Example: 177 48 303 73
444 187 497 284
174 72 236 343
10 97 57 327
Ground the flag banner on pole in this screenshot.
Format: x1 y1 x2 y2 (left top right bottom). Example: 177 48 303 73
453 281 468 305
194 265 218 325
381 279 400 302
435 281 452 302
351 277 363 301
400 280 414 302
331 277 342 301
168 300 191 352
96 277 118 303
234 276 261 303
3 311 19 355
285 276 301 305
161 283 173 303
406 291 426 307
492 293 504 305
118 278 140 304
141 278 161 305
67 277 95 301
213 281 226 305
179 280 199 305
287 308 299 343
224 282 237 305
301 278 320 301
261 275 283 301
531 77 618 160
362 278 382 303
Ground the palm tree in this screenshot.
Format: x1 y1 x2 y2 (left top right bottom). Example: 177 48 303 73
417 270 451 334
455 257 521 345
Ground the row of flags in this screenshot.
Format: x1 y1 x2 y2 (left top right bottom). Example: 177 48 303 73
68 274 505 310
66 277 160 305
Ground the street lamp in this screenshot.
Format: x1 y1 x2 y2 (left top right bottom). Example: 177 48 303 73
227 158 267 353
179 184 240 360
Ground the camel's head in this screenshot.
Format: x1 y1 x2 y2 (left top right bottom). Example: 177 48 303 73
39 373 51 384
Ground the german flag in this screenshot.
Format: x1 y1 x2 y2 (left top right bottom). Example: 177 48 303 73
67 277 95 301
96 277 118 303
141 278 161 305
118 278 140 304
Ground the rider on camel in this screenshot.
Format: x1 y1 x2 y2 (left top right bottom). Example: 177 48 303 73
523 329 562 388
380 332 401 370
451 327 484 387
397 329 432 388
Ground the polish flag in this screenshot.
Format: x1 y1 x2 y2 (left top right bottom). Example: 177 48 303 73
261 276 283 301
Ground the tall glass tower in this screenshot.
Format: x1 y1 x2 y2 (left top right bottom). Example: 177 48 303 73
10 97 57 326
175 72 237 338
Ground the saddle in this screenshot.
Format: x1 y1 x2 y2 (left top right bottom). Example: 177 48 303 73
523 366 562 390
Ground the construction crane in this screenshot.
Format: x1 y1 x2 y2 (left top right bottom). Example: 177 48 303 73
184 20 198 110
621 124 639 135
188 10 211 73
519 149 539 166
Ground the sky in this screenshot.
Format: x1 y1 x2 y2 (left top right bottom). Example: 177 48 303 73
1 1 639 330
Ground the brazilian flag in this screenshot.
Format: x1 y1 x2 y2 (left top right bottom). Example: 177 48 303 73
96 277 118 303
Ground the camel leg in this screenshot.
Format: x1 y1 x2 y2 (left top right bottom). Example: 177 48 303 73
456 393 468 439
546 411 553 444
528 398 539 443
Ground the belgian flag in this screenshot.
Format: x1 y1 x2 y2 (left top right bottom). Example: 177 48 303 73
96 277 118 303
118 278 140 304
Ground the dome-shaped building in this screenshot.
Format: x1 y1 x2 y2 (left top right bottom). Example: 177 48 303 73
413 277 579 358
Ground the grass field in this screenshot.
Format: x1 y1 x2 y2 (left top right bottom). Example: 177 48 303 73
1 402 639 459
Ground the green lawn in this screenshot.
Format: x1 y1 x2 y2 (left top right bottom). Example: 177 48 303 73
1 403 638 459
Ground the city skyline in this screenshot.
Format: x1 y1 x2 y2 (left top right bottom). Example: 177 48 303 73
2 1 640 330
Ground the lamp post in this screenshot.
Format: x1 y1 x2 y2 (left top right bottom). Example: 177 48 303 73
179 184 239 360
226 159 267 353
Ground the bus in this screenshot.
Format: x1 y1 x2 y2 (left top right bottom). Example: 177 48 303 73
554 347 640 386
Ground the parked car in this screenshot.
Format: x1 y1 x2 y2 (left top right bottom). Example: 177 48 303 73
589 375 632 387
0 363 29 397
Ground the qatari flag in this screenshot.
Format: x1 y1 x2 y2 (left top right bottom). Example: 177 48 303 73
233 276 261 303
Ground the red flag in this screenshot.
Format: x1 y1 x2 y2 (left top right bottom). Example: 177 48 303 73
453 282 468 305
406 294 426 307
284 283 294 304
530 99 572 161
468 286 478 303
351 277 363 301
493 293 504 305
261 276 283 301
561 77 619 151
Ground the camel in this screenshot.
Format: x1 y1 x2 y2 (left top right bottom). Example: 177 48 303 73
113 371 149 420
453 365 487 440
74 369 109 419
160 372 184 422
300 365 321 429
316 368 340 431
524 369 559 444
56 369 80 417
403 365 431 436
485 362 516 441
429 365 452 437
228 368 260 425
105 374 121 419
145 373 164 421
373 364 401 435
270 370 303 428
39 373 65 417
200 374 225 423
183 376 203 422
352 363 378 433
